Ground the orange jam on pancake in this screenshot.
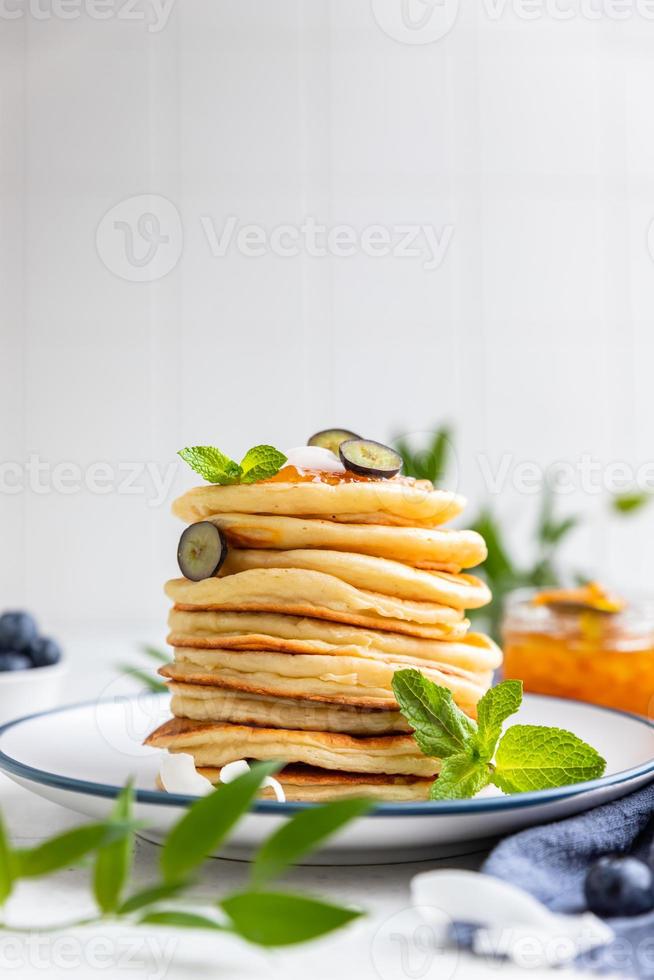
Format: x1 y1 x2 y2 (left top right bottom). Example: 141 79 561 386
262 465 415 486
502 586 654 716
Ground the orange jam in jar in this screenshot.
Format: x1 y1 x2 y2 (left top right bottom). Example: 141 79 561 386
502 585 654 716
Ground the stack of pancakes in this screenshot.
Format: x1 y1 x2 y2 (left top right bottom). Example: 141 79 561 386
146 474 500 801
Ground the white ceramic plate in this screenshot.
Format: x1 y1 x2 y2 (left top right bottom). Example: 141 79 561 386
0 693 653 864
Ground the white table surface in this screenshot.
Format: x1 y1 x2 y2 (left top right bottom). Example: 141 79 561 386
0 626 586 980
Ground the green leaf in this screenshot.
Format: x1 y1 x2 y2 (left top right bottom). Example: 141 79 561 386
251 799 371 887
475 680 523 761
423 427 453 485
140 644 170 664
613 491 652 515
492 725 606 794
178 446 242 485
471 509 516 584
119 881 190 915
93 783 135 914
391 669 477 759
220 891 361 947
429 753 491 800
239 445 287 484
14 822 136 878
541 515 579 546
161 761 280 883
0 813 14 905
140 910 226 931
392 427 452 483
118 664 168 693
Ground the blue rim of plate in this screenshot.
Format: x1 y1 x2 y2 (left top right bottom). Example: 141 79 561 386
0 692 653 816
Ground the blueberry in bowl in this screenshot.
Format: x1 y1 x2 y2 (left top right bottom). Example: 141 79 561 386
0 610 67 724
0 611 38 654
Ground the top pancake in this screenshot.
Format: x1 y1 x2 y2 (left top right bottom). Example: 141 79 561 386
173 479 465 527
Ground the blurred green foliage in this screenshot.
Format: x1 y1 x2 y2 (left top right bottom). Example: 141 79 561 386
393 427 621 642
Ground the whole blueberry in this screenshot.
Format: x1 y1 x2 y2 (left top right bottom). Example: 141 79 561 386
0 652 32 671
0 611 38 652
28 636 62 668
585 857 654 917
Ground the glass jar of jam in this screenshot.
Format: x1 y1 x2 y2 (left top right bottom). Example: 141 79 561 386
501 583 654 717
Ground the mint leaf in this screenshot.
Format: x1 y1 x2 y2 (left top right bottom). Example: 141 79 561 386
178 446 242 485
492 725 606 794
391 669 477 758
429 753 491 800
474 680 523 761
240 445 287 484
93 782 135 914
251 799 371 888
220 891 361 947
161 761 280 883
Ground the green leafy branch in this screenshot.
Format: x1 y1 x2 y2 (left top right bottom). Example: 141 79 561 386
0 766 369 947
394 426 648 641
392 670 606 800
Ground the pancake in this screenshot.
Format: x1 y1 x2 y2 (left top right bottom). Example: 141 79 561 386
167 610 503 672
205 514 486 569
156 765 432 802
161 648 491 713
220 548 490 608
172 478 464 527
197 765 433 802
145 717 440 776
165 569 468 639
168 683 411 734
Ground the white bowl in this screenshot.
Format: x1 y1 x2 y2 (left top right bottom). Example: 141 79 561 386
0 661 69 726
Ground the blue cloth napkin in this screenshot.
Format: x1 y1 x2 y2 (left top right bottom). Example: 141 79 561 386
478 782 654 976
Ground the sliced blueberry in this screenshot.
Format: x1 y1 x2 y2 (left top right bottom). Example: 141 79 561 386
0 611 38 652
29 636 62 668
339 439 402 479
308 429 361 456
177 522 227 581
585 856 654 917
0 652 32 671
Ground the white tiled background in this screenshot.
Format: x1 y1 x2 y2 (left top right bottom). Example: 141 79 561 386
3 1 654 637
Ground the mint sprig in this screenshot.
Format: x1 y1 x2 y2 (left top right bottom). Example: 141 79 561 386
178 444 287 485
0 767 368 949
392 670 606 800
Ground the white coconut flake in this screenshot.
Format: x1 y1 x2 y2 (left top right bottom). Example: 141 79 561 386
159 751 213 796
283 446 345 474
411 870 613 968
220 759 286 803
